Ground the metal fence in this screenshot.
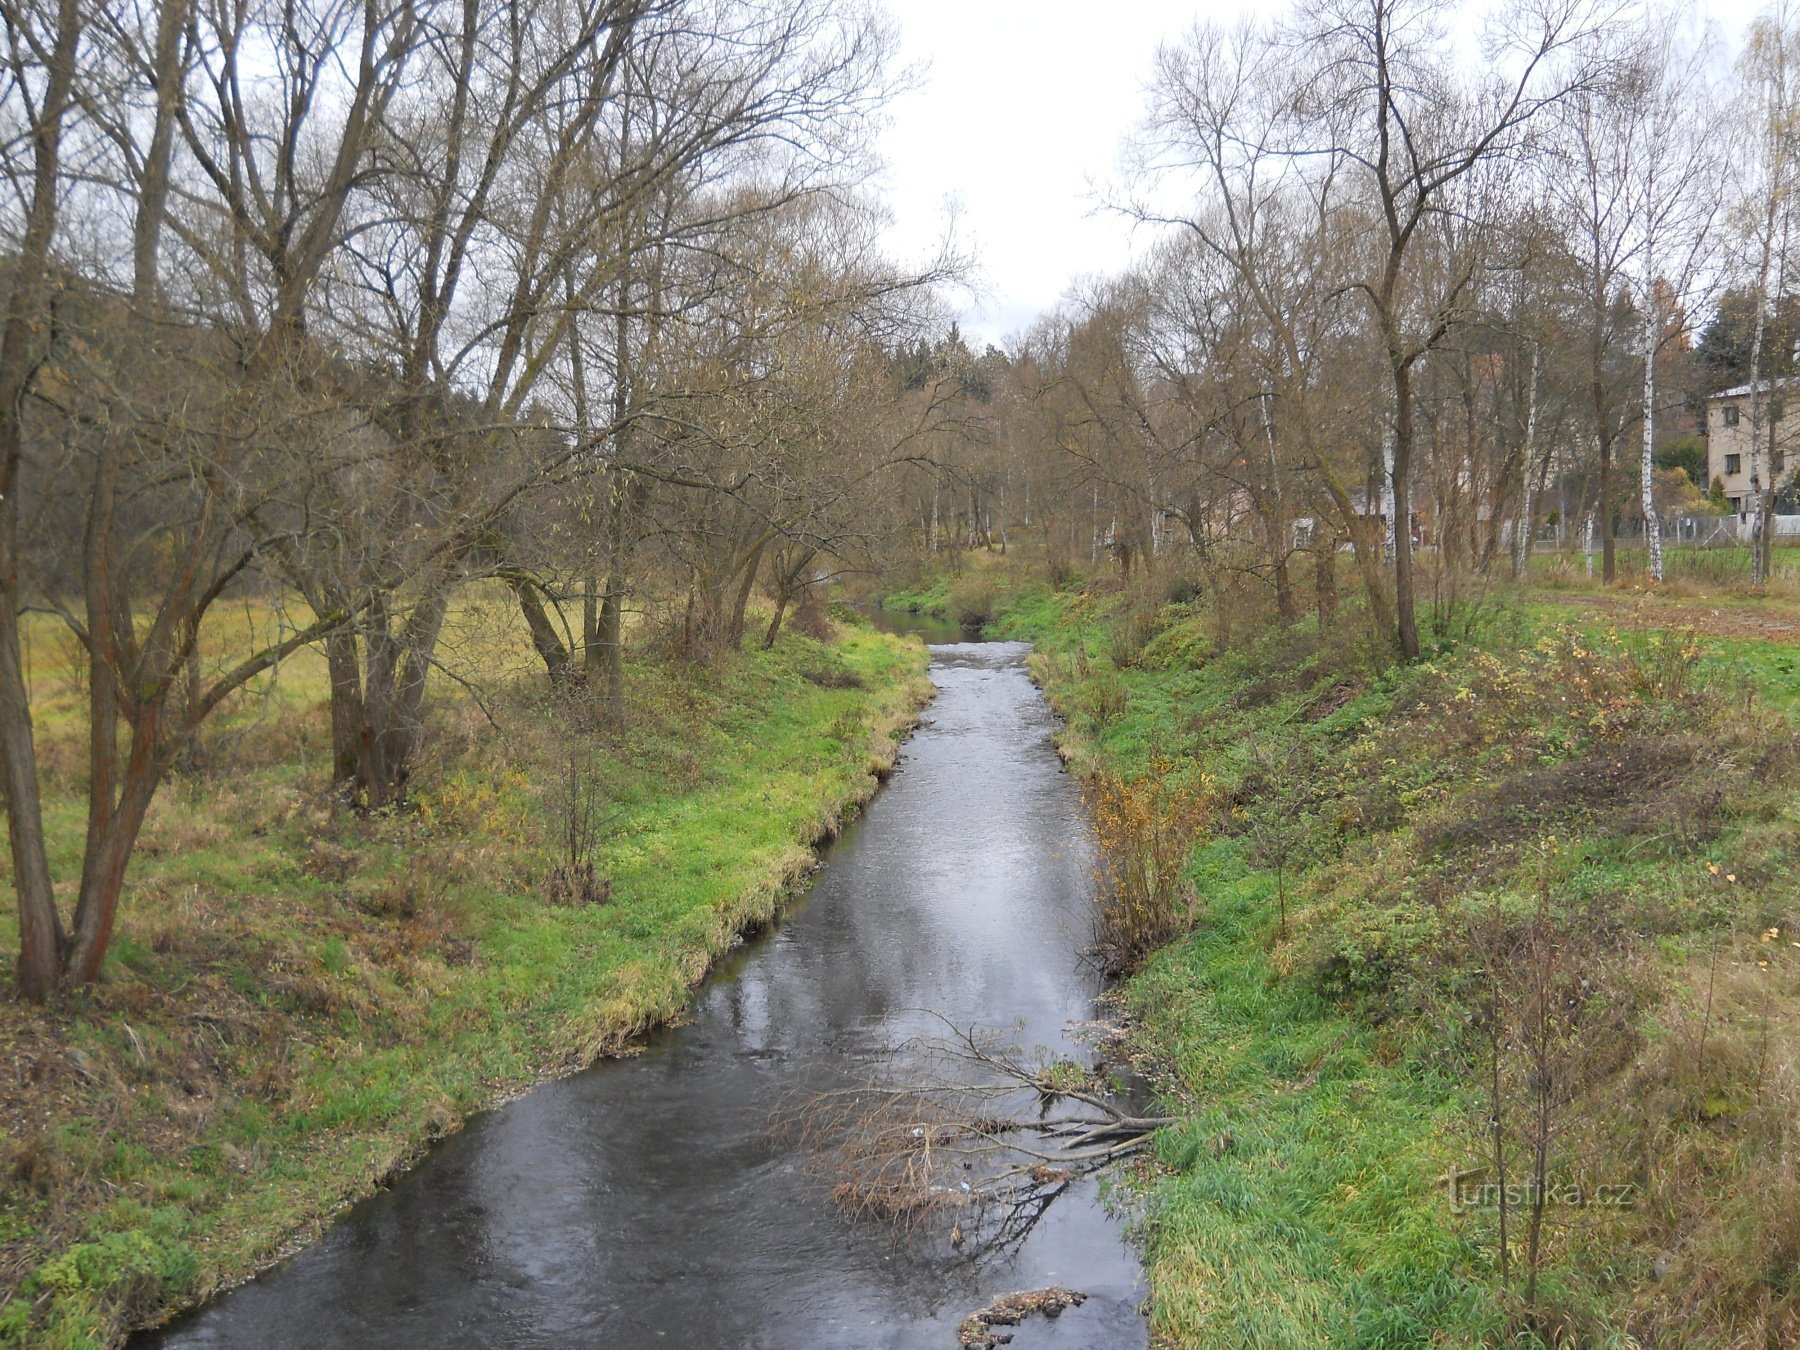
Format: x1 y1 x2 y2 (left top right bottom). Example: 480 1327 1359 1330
1573 514 1800 546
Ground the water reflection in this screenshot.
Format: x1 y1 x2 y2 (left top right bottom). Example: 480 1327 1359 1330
861 604 983 645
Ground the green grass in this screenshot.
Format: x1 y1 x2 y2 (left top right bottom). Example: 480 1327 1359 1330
881 550 1014 627
880 572 953 618
0 608 932 1347
1700 636 1800 717
1130 840 1491 1347
1510 596 1800 723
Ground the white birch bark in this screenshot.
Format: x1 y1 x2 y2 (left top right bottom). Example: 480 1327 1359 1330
1381 426 1397 563
1741 6 1797 587
1514 343 1541 581
1642 299 1665 581
1747 262 1772 578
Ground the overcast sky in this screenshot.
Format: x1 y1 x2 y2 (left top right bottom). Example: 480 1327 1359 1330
874 0 1768 351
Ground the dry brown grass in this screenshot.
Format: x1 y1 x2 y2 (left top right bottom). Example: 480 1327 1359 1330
1605 937 1800 1346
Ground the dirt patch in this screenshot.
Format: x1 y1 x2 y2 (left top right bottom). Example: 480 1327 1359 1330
1305 677 1366 723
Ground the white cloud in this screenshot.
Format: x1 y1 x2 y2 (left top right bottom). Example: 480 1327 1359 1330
873 1 1236 347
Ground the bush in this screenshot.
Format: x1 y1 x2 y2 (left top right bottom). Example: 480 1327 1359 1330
1081 669 1129 731
946 573 998 628
789 595 835 640
1085 759 1212 976
1106 608 1158 669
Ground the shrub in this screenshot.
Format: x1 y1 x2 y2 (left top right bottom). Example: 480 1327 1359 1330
1085 758 1212 976
947 573 998 628
544 745 610 906
1081 669 1129 731
789 595 834 641
1106 608 1158 669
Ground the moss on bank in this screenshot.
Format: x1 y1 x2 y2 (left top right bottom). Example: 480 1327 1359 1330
0 607 931 1347
991 571 1799 1347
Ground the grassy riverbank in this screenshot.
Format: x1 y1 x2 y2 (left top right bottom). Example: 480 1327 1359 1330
0 596 931 1348
945 559 1798 1346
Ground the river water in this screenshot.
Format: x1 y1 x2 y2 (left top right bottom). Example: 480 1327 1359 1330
147 616 1146 1348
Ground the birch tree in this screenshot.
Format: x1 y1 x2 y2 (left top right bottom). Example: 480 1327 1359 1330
1627 15 1722 583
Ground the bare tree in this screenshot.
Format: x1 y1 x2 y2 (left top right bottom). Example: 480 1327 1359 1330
1632 17 1722 583
0 0 428 995
1302 0 1617 655
1733 1 1800 586
1127 0 1612 656
0 0 91 998
0 0 941 995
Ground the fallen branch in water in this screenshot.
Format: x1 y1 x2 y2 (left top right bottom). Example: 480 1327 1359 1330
772 1016 1172 1259
957 1286 1088 1349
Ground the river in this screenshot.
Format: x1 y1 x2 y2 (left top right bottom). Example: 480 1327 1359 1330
146 615 1146 1348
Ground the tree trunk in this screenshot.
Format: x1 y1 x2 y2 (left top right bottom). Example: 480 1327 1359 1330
0 609 61 1000
763 547 815 650
726 540 765 649
1513 345 1542 581
1747 269 1774 587
1381 426 1397 563
130 0 187 301
598 471 630 723
1313 544 1337 624
599 576 625 724
763 594 791 650
1641 307 1664 582
325 626 366 785
1316 456 1396 641
506 573 574 684
327 582 452 809
1745 121 1789 587
0 0 80 1002
64 726 164 986
379 584 452 798
1393 360 1420 660
582 574 599 678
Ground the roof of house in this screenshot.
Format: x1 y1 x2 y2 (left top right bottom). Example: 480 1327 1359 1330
1710 376 1800 400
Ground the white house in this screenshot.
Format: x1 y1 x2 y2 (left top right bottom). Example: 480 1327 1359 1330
1706 379 1799 513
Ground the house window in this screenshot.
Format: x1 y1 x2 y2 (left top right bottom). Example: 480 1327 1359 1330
1776 451 1787 474
1723 405 1741 427
1729 496 1742 512
1726 453 1742 475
